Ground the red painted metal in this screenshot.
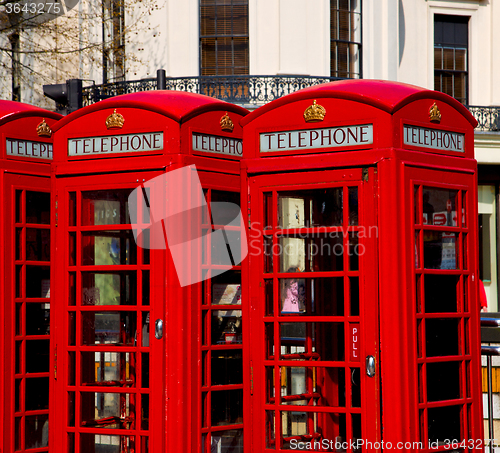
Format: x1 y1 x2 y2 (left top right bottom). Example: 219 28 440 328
241 80 481 452
51 91 248 453
0 101 61 453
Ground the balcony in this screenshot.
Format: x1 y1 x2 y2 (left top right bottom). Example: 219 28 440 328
82 75 343 108
81 75 500 132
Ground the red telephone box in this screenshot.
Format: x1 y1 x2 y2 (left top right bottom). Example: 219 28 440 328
0 101 61 453
241 80 482 452
50 91 248 453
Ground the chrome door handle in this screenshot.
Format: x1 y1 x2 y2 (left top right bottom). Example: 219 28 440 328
155 319 163 339
366 355 376 377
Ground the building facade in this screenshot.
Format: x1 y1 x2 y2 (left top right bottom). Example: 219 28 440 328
4 0 497 307
1 0 499 451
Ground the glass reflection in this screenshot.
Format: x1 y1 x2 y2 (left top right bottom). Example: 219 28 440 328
278 188 343 228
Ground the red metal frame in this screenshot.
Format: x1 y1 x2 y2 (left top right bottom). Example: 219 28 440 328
197 172 244 453
244 168 380 452
50 91 248 453
241 80 482 452
52 172 165 453
0 102 61 453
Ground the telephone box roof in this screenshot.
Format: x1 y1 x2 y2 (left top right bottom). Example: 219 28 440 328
0 100 62 126
241 79 477 127
53 90 249 131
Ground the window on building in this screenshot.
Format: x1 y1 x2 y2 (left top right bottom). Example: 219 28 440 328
102 0 125 84
434 14 469 105
200 0 249 76
330 0 362 79
9 32 21 101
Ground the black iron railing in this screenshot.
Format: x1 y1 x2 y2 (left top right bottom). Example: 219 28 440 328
467 106 500 132
481 316 500 452
82 75 343 107
81 74 500 132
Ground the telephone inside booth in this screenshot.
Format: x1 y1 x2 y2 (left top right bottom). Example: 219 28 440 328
0 101 61 453
241 80 482 452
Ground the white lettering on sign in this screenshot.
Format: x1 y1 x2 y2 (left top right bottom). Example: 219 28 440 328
260 124 373 152
350 323 360 362
192 132 243 157
68 132 163 156
6 138 53 160
403 125 464 153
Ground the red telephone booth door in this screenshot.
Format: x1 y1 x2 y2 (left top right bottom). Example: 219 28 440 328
402 165 482 449
246 167 380 452
3 174 51 452
52 171 165 453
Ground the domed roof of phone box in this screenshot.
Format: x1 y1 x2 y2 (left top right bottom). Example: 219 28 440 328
53 90 249 131
0 99 62 126
241 79 477 127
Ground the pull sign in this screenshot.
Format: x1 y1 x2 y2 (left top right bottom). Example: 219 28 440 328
350 323 360 362
155 319 163 340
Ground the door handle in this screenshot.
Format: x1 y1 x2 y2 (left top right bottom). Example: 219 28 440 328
155 319 163 339
366 355 376 377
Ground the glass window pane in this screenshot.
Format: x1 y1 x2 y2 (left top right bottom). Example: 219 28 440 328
427 362 461 402
211 429 243 453
280 366 345 407
82 272 137 305
80 434 134 452
280 277 344 316
280 322 345 361
278 188 343 228
25 414 49 449
82 232 137 265
81 392 132 429
81 352 135 386
25 377 49 410
348 187 358 225
423 232 459 270
81 190 132 226
82 312 137 346
25 266 50 298
211 389 243 426
212 282 241 305
279 235 344 273
427 406 461 442
426 318 460 357
26 228 50 261
26 340 50 372
212 351 243 385
26 191 50 224
211 310 242 345
26 303 50 335
424 274 458 313
423 188 458 226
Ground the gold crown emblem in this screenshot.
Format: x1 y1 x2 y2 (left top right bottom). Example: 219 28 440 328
220 112 234 132
105 109 125 129
429 103 441 123
304 100 326 123
36 118 52 137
